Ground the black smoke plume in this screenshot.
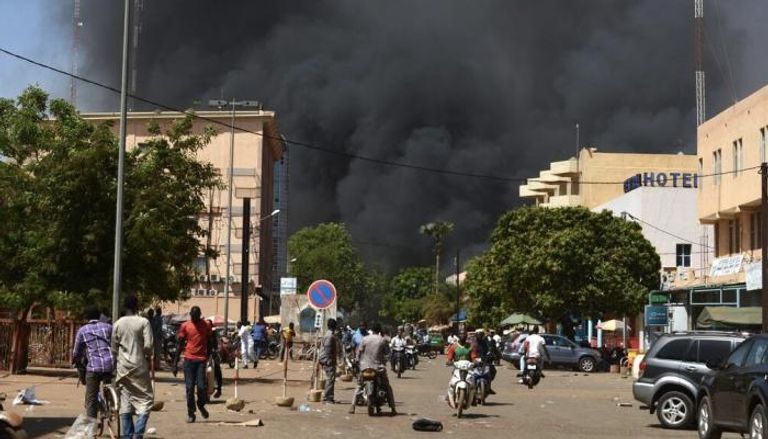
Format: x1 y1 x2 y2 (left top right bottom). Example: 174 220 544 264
53 0 768 271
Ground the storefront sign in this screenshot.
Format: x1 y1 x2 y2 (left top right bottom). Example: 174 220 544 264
709 255 744 278
746 262 762 291
623 172 698 193
649 291 669 305
644 305 669 326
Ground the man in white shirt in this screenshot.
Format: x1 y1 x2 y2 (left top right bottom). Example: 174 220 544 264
522 327 550 379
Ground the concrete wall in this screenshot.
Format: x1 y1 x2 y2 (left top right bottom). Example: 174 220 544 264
594 187 714 273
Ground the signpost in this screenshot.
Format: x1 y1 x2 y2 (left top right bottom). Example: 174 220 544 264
280 277 297 296
644 305 669 326
306 279 337 310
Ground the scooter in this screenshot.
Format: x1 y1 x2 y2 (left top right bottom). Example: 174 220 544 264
0 393 27 439
447 360 476 418
219 333 238 369
405 345 418 370
391 346 406 378
472 357 492 405
359 367 392 416
522 357 542 389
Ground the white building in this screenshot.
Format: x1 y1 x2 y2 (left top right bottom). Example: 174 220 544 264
593 186 714 284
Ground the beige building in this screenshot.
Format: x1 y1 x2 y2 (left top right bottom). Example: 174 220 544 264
520 148 699 209
698 83 768 264
82 111 284 323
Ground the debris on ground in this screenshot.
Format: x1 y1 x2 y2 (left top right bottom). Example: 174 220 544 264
617 402 633 407
226 398 246 411
12 387 49 405
211 419 264 427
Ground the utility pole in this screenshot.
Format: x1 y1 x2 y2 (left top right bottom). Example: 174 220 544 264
695 0 706 127
454 249 460 332
761 162 768 332
70 0 82 106
112 0 132 321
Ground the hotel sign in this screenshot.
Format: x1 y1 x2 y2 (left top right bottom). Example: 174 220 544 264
624 172 698 193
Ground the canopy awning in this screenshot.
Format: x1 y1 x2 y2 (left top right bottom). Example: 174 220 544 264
597 319 630 332
696 306 761 329
500 313 542 327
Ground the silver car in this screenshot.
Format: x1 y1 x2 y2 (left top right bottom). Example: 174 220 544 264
502 333 601 373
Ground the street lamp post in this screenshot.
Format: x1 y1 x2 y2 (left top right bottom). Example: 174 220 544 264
238 207 280 323
208 98 260 331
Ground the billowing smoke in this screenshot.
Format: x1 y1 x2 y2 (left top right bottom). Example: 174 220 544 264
50 0 768 271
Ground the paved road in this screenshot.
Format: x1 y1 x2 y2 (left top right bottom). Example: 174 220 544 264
1 358 738 438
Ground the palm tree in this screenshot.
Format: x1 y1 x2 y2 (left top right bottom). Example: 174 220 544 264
419 221 454 295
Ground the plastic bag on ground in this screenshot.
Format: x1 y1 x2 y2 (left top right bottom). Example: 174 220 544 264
63 414 97 439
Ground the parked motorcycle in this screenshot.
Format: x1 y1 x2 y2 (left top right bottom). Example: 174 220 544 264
405 345 418 370
417 342 438 359
218 332 238 369
447 360 476 418
0 393 27 439
391 346 406 378
360 367 391 416
522 357 542 389
344 344 360 380
473 357 492 405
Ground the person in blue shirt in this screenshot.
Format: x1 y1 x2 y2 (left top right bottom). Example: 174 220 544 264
351 321 367 351
251 317 267 368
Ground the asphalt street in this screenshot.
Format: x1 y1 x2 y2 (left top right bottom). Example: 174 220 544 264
1 357 738 438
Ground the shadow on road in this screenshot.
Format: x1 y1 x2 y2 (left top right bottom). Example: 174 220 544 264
481 401 514 407
455 413 499 419
23 416 76 438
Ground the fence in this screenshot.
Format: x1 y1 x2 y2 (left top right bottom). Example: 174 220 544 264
27 320 82 368
0 320 13 370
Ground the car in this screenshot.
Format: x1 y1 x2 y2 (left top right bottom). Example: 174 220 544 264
632 332 745 430
697 334 768 438
502 333 602 373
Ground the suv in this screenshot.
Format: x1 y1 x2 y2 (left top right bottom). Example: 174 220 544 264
697 334 768 439
503 333 601 373
633 332 745 429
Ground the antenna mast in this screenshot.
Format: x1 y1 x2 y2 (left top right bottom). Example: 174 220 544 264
70 0 82 106
695 0 705 127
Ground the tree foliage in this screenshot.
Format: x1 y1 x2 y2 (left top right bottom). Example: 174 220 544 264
380 266 433 323
0 87 221 314
288 222 368 312
465 206 660 329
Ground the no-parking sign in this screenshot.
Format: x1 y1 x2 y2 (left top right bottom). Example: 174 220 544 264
306 279 337 310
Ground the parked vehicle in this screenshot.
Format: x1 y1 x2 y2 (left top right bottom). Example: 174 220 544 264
697 334 768 438
391 346 406 378
405 345 418 370
447 360 476 418
217 328 238 369
473 356 493 405
360 367 391 416
0 393 27 439
429 332 446 355
632 332 745 429
504 333 601 373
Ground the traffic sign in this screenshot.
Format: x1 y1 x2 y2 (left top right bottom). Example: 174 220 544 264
306 279 337 310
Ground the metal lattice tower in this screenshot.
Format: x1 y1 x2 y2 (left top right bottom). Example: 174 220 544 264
70 0 82 106
695 0 706 127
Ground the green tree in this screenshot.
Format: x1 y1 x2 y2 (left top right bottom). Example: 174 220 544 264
0 87 221 316
288 222 368 312
419 221 454 295
464 206 660 334
380 266 433 323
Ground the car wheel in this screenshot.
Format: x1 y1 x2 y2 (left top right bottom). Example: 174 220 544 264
656 391 694 429
751 404 768 439
578 356 596 373
698 396 722 439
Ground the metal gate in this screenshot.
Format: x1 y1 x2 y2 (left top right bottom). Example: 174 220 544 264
0 320 13 370
27 321 81 368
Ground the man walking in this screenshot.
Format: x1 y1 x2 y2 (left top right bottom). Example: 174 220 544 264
319 318 340 404
72 305 114 420
177 306 212 422
151 307 163 369
112 295 154 438
251 317 267 368
237 321 253 368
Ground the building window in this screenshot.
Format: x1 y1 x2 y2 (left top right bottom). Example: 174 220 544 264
698 158 703 190
761 127 767 164
728 218 741 254
752 212 763 250
713 149 722 185
733 138 743 177
676 244 692 267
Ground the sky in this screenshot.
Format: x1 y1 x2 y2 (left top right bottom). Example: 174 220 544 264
1 1 767 273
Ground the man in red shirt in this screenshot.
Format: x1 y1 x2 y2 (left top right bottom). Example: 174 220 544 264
177 306 212 423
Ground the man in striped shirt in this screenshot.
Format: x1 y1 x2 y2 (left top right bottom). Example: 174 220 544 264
72 304 115 419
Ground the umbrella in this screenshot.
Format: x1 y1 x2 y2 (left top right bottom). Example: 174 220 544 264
597 319 629 332
206 315 236 327
499 313 542 327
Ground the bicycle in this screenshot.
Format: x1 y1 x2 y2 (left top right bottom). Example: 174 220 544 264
96 381 119 439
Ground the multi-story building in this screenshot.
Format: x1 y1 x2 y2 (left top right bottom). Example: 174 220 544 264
520 148 699 209
82 110 285 323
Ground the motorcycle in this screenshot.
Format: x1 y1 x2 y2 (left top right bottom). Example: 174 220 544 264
447 360 476 418
522 357 542 389
391 346 406 378
472 357 492 405
219 332 238 369
490 340 502 366
0 393 27 439
405 345 418 370
360 367 391 416
343 344 360 379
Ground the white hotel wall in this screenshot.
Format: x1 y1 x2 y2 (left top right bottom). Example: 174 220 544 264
593 187 714 272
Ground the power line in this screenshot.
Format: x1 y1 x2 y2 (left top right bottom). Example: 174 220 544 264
0 46 759 185
623 212 714 249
